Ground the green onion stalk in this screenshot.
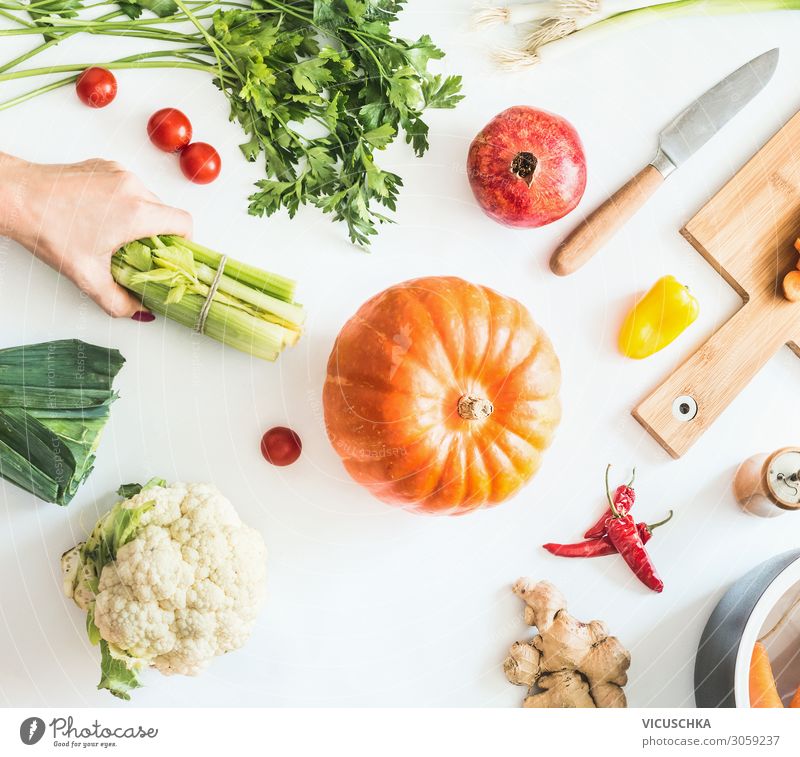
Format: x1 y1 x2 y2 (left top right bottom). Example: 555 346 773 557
491 0 799 68
111 237 305 362
0 0 790 86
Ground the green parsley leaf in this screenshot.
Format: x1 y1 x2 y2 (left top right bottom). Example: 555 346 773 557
364 124 396 149
117 0 178 20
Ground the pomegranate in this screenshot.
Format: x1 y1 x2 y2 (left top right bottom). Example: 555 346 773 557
467 106 586 228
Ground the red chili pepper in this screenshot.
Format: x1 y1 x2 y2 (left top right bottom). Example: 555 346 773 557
544 515 671 559
543 536 617 558
584 470 636 539
603 465 669 593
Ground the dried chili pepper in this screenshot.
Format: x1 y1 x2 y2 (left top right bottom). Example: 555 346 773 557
603 465 668 593
544 512 672 559
543 529 644 558
584 469 636 539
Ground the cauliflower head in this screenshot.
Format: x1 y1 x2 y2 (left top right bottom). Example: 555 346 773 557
62 479 267 699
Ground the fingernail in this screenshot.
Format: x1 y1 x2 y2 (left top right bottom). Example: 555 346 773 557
131 311 155 322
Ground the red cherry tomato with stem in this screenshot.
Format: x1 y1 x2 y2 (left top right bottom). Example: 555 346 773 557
179 142 221 184
147 108 192 153
75 67 117 108
260 427 302 467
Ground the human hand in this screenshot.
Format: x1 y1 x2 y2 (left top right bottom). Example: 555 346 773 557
0 154 192 318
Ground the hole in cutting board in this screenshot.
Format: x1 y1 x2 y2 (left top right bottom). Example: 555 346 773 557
672 395 698 422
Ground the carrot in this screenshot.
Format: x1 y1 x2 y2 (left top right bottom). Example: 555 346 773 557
782 270 800 302
795 238 800 254
749 642 784 708
791 685 800 708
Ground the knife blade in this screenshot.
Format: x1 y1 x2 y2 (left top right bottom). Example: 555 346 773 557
550 49 780 277
656 48 780 174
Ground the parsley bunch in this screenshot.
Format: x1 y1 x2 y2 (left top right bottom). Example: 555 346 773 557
210 0 464 245
0 0 463 245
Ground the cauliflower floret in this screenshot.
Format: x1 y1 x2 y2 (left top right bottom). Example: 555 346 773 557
73 482 267 681
123 482 185 527
94 582 177 659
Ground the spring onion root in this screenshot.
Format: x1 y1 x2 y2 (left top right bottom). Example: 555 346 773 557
473 0 597 28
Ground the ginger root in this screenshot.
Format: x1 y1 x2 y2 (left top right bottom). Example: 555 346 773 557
503 579 631 708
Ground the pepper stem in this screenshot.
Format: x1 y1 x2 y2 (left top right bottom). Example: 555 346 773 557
647 510 674 532
605 464 620 517
627 467 636 488
458 395 493 421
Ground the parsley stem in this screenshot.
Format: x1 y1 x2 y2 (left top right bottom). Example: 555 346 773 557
172 0 240 83
0 47 222 111
271 110 310 155
0 25 198 43
23 14 206 28
0 53 230 111
0 58 218 83
257 0 313 24
0 74 73 110
343 27 404 52
0 0 63 8
0 8 29 26
342 31 386 76
0 10 122 74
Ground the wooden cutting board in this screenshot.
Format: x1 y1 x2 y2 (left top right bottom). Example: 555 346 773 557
633 111 800 459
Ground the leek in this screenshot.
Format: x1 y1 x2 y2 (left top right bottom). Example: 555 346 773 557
112 236 305 362
0 340 124 505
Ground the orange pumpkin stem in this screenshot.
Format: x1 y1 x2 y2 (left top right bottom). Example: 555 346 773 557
458 395 494 421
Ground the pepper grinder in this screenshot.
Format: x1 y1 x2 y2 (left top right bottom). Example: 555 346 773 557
733 447 800 517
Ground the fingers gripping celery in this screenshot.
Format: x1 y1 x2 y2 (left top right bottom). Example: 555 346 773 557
112 236 305 361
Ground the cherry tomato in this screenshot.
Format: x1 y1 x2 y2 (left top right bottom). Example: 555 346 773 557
260 427 302 467
179 142 221 184
147 108 193 153
75 67 117 108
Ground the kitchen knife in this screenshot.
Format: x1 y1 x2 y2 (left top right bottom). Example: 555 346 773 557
549 48 780 277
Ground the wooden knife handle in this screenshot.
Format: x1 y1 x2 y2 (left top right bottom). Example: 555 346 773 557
550 163 665 277
633 304 791 459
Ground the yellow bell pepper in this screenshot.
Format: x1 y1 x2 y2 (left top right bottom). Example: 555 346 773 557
619 276 699 359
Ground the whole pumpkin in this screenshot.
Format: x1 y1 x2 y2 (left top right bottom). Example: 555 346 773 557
323 277 561 515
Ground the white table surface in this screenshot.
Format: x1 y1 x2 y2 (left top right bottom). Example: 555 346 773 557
1 1 800 708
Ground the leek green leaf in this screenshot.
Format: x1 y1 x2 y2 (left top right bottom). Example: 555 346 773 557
0 341 124 505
